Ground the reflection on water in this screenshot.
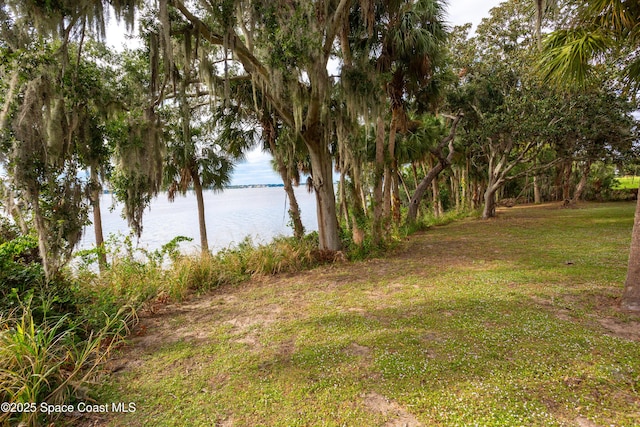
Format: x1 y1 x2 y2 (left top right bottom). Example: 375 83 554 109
79 186 318 254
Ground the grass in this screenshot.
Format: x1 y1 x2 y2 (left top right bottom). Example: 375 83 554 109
613 176 640 190
0 300 134 426
90 202 639 427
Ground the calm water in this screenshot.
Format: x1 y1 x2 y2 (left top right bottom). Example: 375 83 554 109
79 186 318 254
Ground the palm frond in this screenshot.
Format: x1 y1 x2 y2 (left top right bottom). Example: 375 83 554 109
539 28 612 86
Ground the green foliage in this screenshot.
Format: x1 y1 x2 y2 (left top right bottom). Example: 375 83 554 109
0 232 45 310
0 298 133 426
170 235 318 292
539 0 640 89
74 232 321 313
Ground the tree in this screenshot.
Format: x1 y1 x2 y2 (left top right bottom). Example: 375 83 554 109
446 1 552 219
0 1 166 277
405 112 463 222
163 107 237 255
538 0 640 311
339 0 449 235
265 123 307 240
0 39 117 279
156 0 348 251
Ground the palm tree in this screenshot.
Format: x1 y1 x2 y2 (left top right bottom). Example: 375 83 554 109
538 0 640 311
340 0 448 240
539 1 639 88
164 103 248 255
264 121 307 240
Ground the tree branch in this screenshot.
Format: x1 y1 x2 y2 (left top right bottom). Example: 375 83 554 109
170 0 296 127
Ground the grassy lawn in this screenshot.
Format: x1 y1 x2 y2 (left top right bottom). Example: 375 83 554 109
614 176 640 190
90 202 639 427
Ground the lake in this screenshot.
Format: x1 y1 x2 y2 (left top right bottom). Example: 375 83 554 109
79 186 318 254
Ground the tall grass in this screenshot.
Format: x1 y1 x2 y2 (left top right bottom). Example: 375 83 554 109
166 236 317 294
76 234 319 310
0 299 134 426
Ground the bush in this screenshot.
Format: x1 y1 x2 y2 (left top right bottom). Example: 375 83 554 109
0 234 45 310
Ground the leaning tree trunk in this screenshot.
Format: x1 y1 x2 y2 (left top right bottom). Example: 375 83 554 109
192 171 209 255
307 140 341 251
406 112 463 223
570 160 591 204
622 187 640 311
267 130 305 239
407 161 446 222
284 177 304 239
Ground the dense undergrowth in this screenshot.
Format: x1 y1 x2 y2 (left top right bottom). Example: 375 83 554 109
0 208 463 426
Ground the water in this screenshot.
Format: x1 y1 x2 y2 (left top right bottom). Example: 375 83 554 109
79 186 318 254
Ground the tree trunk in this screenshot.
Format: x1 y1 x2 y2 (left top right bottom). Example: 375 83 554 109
411 163 419 192
339 169 350 228
4 187 29 235
33 202 53 281
622 187 640 311
398 172 411 204
284 178 304 239
533 174 542 204
388 110 401 224
482 184 499 219
307 141 341 251
570 161 591 204
267 132 305 239
192 172 209 254
562 160 572 201
373 116 386 245
392 175 401 224
432 176 441 217
348 166 366 246
553 164 563 201
451 169 460 211
383 165 392 219
462 161 469 211
406 112 463 223
407 161 446 222
90 167 107 272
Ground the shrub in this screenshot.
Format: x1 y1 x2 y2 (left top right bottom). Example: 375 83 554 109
0 234 45 310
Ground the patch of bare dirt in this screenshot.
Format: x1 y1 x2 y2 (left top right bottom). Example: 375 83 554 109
112 284 289 369
225 305 282 333
132 297 224 346
575 416 599 427
363 392 423 427
530 296 574 322
597 318 640 341
216 415 234 426
530 295 640 341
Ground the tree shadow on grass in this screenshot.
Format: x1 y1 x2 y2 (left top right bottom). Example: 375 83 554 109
244 295 640 426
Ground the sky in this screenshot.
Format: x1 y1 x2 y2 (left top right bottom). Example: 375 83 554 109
106 0 505 185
